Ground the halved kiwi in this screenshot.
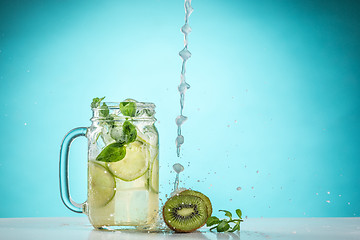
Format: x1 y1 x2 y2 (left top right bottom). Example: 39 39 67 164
162 195 208 233
179 190 212 218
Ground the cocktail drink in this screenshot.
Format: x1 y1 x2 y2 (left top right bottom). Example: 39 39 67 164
60 98 159 230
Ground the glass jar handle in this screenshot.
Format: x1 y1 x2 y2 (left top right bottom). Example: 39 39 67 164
59 127 87 213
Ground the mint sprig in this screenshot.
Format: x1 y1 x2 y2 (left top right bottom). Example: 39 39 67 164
91 97 115 127
99 102 109 117
119 102 136 117
91 97 105 108
92 97 138 163
206 209 243 232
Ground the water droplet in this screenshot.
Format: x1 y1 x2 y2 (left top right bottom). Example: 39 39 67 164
181 23 192 34
327 191 330 194
179 48 191 61
178 82 190 94
24 123 27 126
176 135 184 146
326 200 330 203
176 115 188 126
173 163 184 173
236 187 242 191
316 193 319 195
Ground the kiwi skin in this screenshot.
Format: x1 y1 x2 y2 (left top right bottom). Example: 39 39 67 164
179 189 213 218
162 195 208 233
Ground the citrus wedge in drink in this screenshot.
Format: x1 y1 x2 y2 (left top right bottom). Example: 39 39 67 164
88 161 116 208
107 141 150 181
149 154 159 193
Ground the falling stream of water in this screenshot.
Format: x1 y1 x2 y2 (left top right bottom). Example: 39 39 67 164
175 0 193 157
171 1 193 194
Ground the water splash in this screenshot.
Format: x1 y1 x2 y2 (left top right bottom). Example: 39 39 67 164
173 163 184 192
176 0 193 157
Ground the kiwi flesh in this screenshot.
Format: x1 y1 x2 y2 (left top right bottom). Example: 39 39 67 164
179 190 213 218
163 194 208 233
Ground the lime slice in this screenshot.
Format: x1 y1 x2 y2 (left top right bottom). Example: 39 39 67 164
107 141 150 181
137 131 154 146
88 161 116 207
149 153 159 193
136 126 157 148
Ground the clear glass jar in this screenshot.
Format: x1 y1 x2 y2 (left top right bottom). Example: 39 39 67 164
60 101 159 230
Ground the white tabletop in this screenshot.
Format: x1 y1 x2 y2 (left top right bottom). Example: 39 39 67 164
0 217 359 240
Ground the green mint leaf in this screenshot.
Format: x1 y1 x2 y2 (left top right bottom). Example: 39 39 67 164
236 209 242 219
216 220 230 232
229 223 240 232
96 142 126 162
91 97 105 108
123 120 137 144
119 102 136 117
106 114 116 128
206 216 220 227
99 102 109 117
219 210 232 220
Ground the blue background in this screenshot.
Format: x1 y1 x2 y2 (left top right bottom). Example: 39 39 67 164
0 0 359 218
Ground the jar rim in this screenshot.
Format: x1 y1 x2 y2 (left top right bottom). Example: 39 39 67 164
91 101 156 121
91 101 156 110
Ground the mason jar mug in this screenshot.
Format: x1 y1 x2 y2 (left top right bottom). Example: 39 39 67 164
59 100 159 230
